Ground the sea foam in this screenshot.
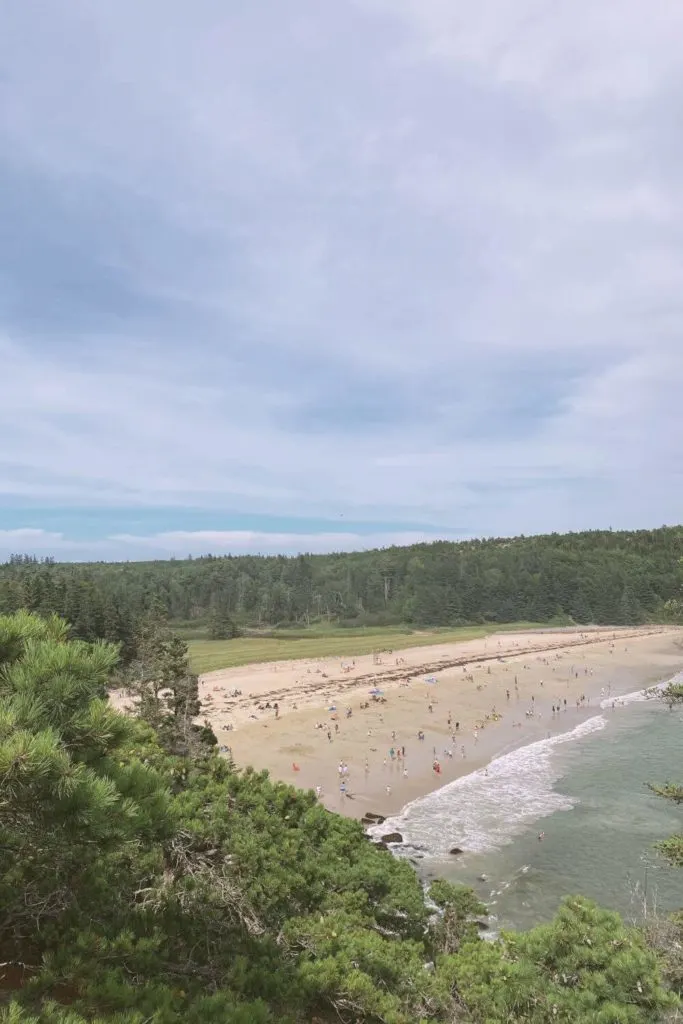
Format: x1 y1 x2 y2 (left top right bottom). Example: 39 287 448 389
599 671 683 709
368 715 607 856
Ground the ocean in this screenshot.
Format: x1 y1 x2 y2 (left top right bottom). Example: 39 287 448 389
370 678 683 932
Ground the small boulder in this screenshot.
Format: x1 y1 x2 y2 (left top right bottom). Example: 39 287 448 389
449 846 464 856
363 812 386 823
381 832 404 844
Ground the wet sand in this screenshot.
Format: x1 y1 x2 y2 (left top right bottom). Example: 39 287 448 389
196 626 683 820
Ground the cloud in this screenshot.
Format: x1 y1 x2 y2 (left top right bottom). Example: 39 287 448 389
0 527 454 563
1 0 682 554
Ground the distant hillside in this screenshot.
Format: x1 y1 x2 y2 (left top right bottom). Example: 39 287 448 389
1 526 682 657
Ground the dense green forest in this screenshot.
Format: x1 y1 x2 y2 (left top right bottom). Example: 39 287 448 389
1 527 682 660
1 610 682 1023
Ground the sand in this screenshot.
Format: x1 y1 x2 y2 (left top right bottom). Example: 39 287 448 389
190 625 683 820
109 626 683 821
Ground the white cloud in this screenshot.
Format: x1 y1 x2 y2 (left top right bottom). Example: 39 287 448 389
1 1 682 544
0 528 453 562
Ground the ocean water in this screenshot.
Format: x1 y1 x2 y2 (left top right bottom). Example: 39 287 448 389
371 679 683 931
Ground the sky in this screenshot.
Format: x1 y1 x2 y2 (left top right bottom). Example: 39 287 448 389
2 1 683 562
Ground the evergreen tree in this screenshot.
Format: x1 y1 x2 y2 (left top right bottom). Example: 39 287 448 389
0 611 677 1023
208 604 240 640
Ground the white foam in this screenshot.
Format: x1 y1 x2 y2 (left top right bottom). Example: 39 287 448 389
368 715 606 856
599 671 683 709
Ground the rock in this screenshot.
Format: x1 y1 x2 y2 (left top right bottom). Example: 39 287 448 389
363 812 386 823
381 832 404 844
449 846 464 856
372 841 389 851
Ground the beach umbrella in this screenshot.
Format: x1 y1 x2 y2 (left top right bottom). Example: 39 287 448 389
368 688 383 695
424 676 437 684
328 705 337 711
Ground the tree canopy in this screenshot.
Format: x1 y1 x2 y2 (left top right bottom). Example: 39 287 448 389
1 526 682 662
0 612 678 1023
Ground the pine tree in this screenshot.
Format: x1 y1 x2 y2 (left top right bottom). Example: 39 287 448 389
208 604 240 640
0 611 172 963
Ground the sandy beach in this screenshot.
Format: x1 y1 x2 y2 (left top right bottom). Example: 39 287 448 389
185 625 683 820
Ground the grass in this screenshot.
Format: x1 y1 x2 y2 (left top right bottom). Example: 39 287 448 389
187 621 552 674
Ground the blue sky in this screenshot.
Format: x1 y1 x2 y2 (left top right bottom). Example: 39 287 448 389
2 1 683 562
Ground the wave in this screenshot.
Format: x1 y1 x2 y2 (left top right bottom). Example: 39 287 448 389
599 670 683 709
368 716 606 856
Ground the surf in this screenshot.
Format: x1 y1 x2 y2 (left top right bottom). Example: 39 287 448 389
368 715 607 856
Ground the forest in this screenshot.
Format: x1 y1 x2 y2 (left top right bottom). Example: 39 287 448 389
1 527 683 663
1 609 682 1023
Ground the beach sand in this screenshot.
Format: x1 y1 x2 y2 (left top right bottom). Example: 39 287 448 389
188 625 683 821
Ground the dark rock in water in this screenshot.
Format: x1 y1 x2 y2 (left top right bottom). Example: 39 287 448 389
449 846 464 855
381 832 404 844
363 812 386 824
372 841 389 851
476 919 490 931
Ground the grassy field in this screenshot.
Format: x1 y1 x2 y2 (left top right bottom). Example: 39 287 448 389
187 621 552 674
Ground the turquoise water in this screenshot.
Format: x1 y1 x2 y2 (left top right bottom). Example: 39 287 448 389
442 700 683 930
375 688 683 931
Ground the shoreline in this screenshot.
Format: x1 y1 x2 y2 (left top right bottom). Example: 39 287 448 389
200 626 683 821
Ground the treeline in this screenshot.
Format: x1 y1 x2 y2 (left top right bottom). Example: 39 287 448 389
1 611 681 1022
1 527 683 658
